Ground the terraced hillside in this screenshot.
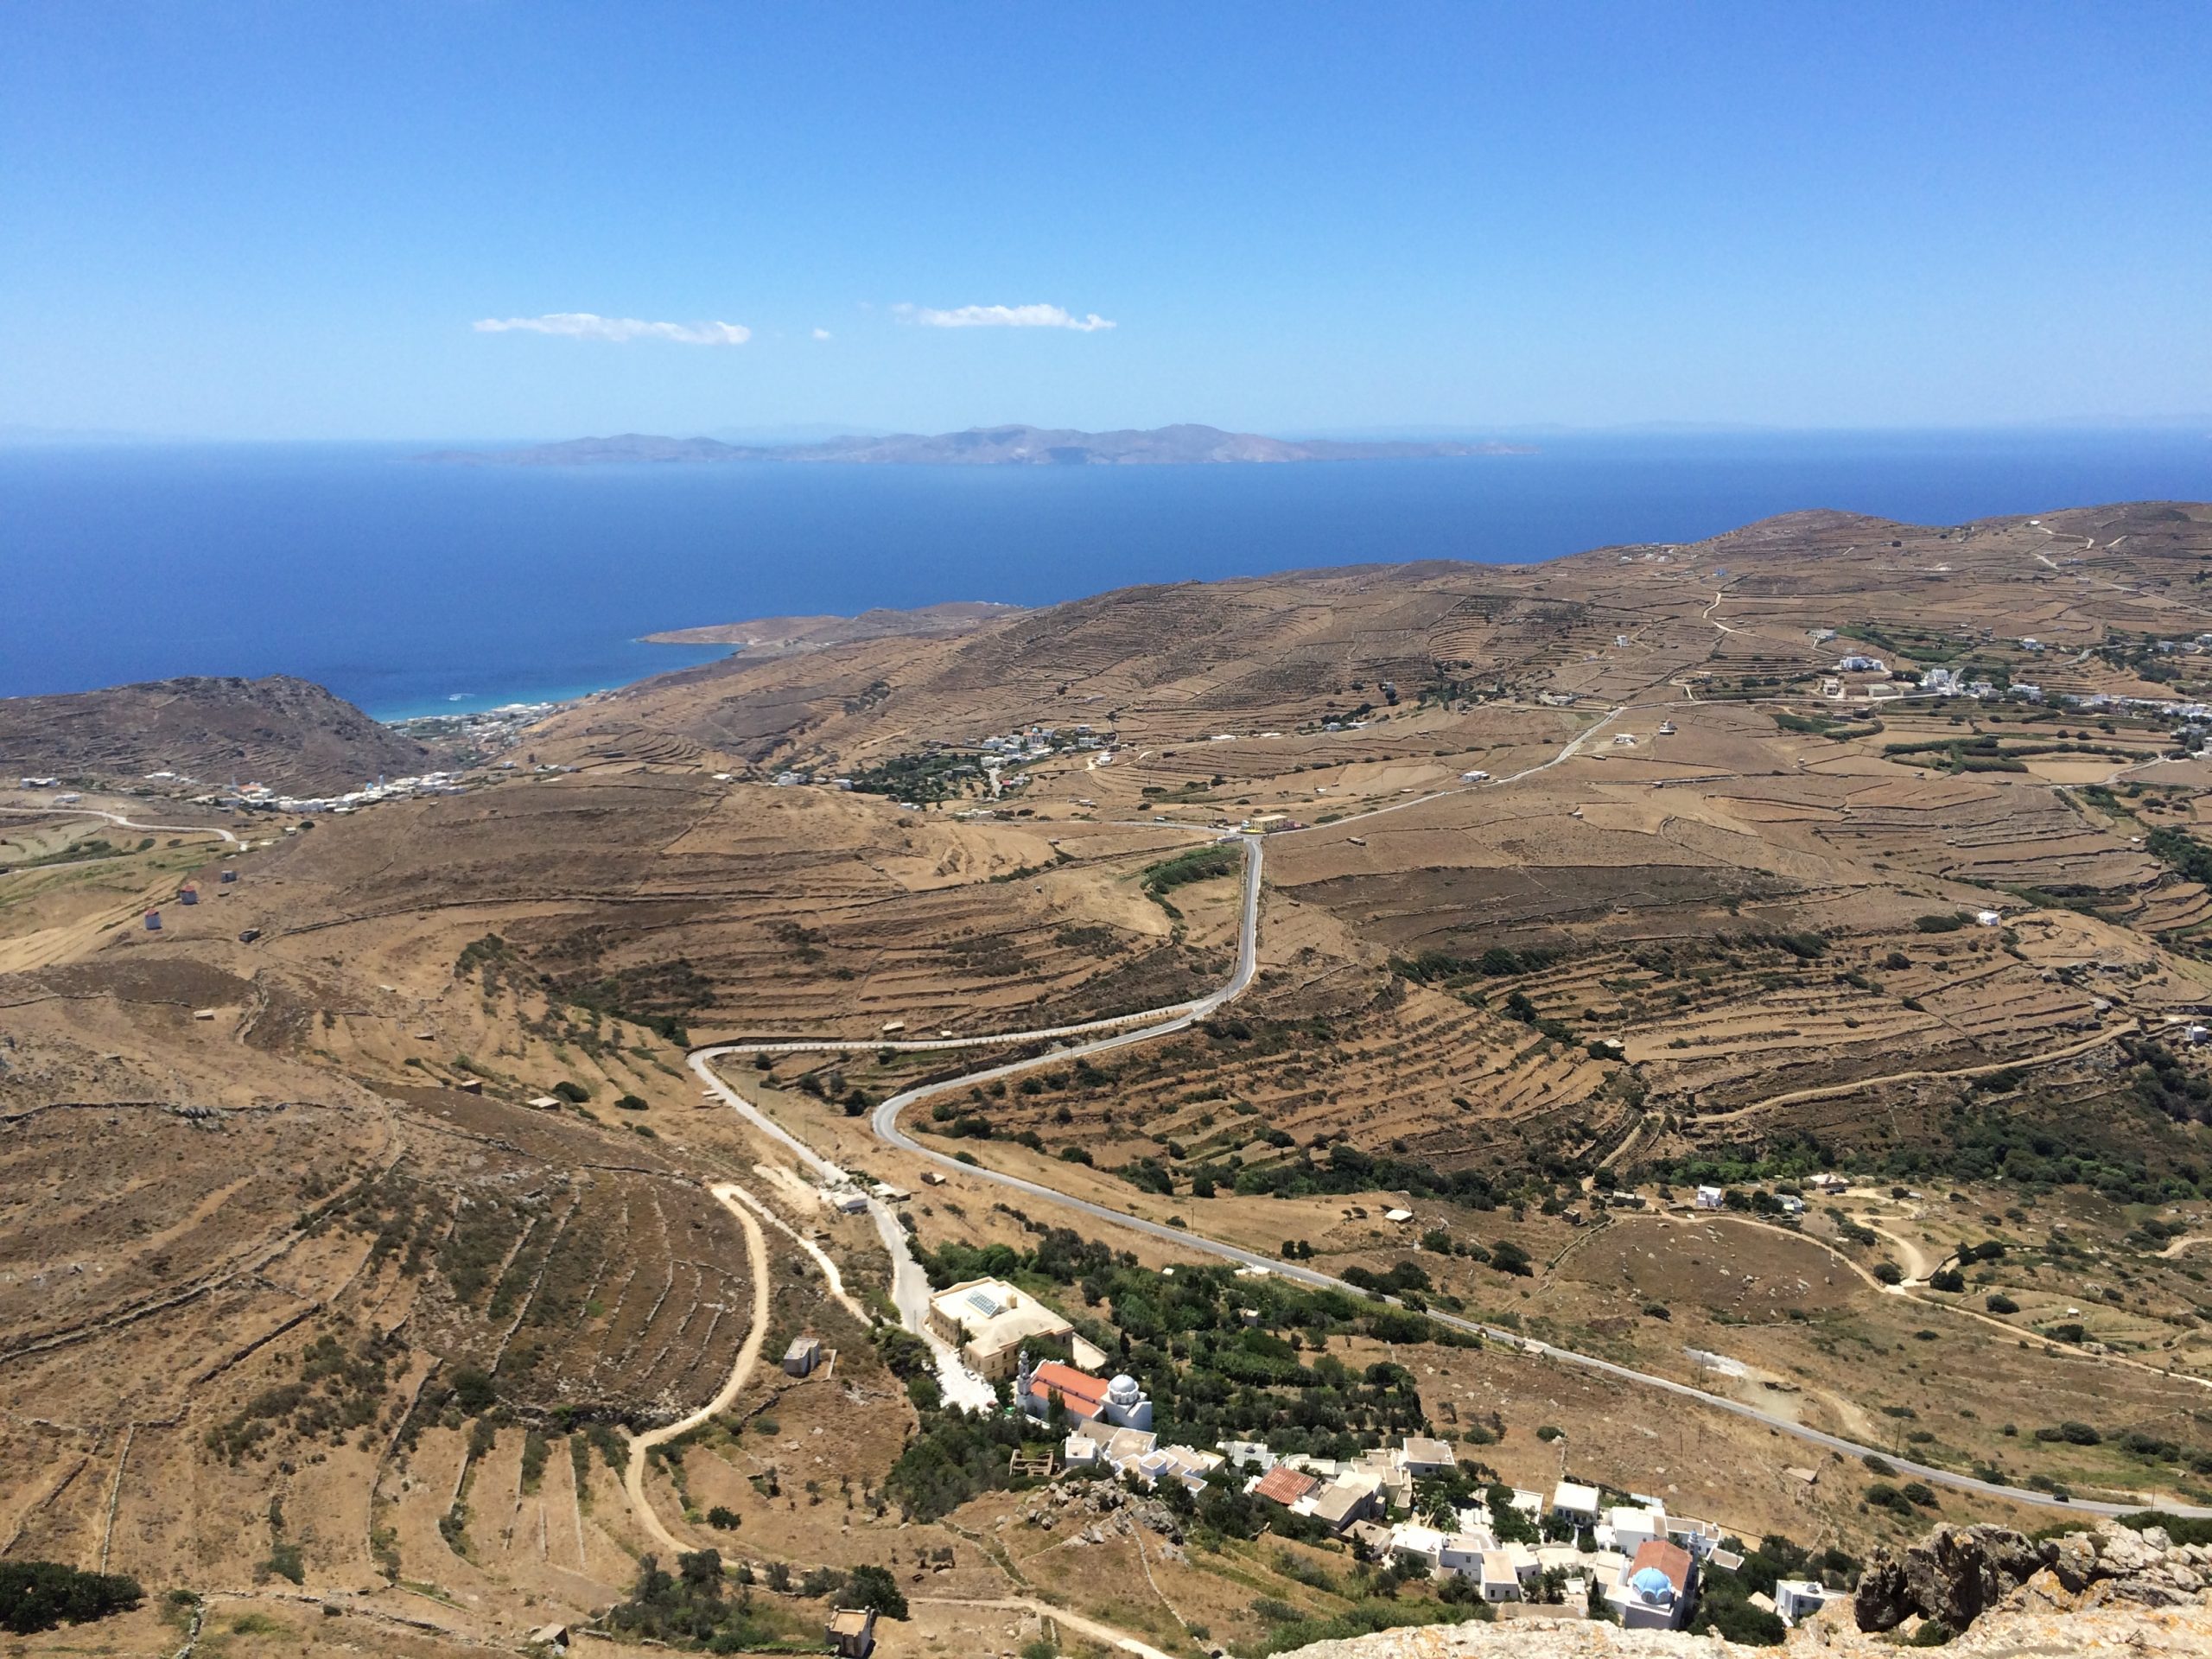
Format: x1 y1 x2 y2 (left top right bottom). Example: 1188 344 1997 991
10 501 2212 1658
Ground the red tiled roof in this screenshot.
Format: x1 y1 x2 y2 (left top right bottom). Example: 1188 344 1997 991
1027 1361 1109 1418
1253 1467 1320 1506
1630 1539 1694 1591
1029 1361 1109 1403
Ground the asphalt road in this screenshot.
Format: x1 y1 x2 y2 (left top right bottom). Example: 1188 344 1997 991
694 805 2212 1521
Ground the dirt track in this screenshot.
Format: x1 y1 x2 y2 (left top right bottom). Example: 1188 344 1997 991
621 1182 770 1559
698 825 2212 1521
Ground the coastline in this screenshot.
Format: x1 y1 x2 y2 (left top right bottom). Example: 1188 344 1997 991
366 644 734 723
12 432 2211 715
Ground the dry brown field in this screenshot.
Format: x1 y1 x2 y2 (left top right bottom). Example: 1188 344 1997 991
10 501 2212 1654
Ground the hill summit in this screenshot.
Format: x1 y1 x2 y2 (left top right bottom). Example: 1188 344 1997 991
0 673 429 794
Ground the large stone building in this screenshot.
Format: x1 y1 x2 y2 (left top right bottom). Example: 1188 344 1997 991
925 1278 1074 1381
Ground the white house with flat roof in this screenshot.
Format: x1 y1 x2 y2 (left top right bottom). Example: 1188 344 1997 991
1389 1524 1446 1573
1776 1580 1841 1626
1478 1544 1541 1603
1551 1480 1601 1527
1602 1504 1669 1557
1439 1532 1490 1576
1398 1435 1457 1477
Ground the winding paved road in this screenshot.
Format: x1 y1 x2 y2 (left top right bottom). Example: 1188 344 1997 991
692 738 2212 1522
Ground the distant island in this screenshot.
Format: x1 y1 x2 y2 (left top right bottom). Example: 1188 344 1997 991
642 600 1021 652
418 423 1536 467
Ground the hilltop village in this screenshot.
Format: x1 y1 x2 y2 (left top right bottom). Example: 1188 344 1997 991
917 1267 1834 1638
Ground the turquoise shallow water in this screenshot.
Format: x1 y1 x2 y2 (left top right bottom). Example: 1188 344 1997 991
3 429 2207 718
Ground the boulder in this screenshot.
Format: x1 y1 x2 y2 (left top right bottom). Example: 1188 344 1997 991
2094 1524 2164 1577
2044 1532 2100 1593
1855 1524 2053 1633
1853 1550 1915 1632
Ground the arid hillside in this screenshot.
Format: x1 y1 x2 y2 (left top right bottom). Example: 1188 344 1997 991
531 500 2212 772
10 501 2212 1659
0 674 429 794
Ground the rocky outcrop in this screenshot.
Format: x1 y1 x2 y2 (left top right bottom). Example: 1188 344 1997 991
2003 1522 2212 1615
1852 1523 2052 1631
1008 1473 1185 1556
1280 1602 2212 1656
1276 1523 2212 1658
1853 1522 2212 1633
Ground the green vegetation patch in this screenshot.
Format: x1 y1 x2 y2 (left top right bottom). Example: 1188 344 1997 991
888 1227 1479 1522
846 749 981 803
0 1562 144 1635
1143 844 1240 898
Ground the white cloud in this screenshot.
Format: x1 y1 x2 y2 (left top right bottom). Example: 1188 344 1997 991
472 312 751 345
896 302 1116 333
811 327 833 340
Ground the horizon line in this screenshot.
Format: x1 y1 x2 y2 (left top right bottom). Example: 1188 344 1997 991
4 416 2211 449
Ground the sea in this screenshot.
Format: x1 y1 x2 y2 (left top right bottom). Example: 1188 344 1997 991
3 428 2208 721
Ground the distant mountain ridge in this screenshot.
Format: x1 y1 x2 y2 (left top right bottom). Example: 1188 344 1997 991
419 423 1535 467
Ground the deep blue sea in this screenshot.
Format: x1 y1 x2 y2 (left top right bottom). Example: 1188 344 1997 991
3 429 2208 719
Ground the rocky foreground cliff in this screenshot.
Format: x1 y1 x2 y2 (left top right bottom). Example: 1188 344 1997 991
1282 1523 2212 1657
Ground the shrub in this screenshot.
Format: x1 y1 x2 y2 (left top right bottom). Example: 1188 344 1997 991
614 1093 648 1111
707 1505 740 1529
449 1365 497 1414
1929 1268 1965 1293
1866 1482 1911 1516
0 1563 145 1635
1692 1573 1788 1646
1986 1293 2018 1314
2034 1421 2101 1446
1874 1262 1904 1285
842 1564 909 1619
260 1542 305 1585
520 1430 549 1492
552 1081 591 1103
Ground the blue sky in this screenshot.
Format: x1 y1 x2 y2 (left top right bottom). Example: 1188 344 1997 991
3 2 2208 439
